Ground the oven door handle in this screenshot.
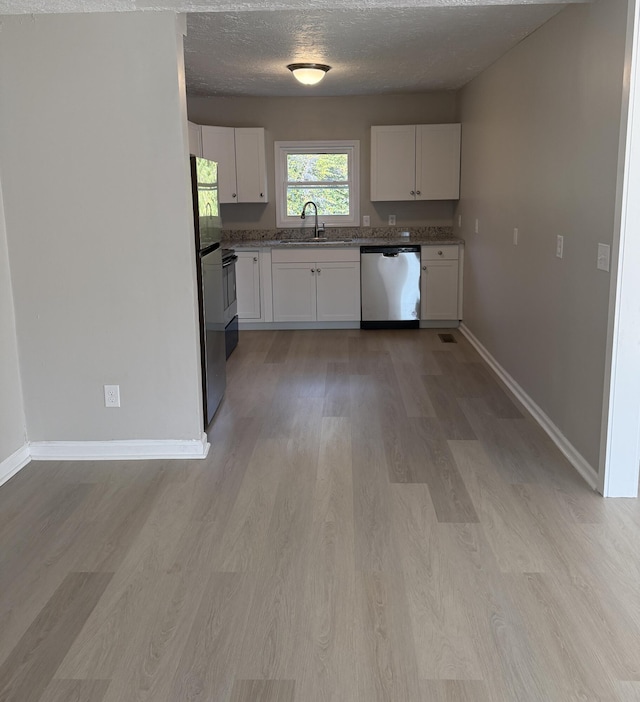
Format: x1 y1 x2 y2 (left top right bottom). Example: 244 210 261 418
222 255 238 268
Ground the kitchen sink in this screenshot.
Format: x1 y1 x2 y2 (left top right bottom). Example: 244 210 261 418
279 238 353 245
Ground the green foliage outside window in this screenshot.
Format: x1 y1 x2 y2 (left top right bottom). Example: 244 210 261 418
286 153 350 217
196 158 219 218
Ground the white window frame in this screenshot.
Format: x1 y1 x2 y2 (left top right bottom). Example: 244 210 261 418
274 140 360 229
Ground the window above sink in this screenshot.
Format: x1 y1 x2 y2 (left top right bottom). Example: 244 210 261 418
274 140 360 229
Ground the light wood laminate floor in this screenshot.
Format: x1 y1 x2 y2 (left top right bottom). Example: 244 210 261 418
1 329 640 702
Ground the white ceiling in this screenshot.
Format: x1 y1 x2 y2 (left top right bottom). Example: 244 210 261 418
185 5 567 97
0 0 586 97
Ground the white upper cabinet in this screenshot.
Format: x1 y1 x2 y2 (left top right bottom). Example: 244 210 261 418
235 128 268 203
187 121 202 157
370 125 416 202
370 123 461 201
201 126 237 203
416 124 461 200
201 126 268 204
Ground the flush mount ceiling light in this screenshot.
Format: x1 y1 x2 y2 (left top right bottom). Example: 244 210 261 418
287 63 331 86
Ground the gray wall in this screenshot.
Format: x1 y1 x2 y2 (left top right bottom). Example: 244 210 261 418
0 174 26 463
188 92 458 230
0 12 203 443
457 0 628 472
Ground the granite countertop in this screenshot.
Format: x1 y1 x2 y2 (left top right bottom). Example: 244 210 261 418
222 225 463 249
226 236 463 249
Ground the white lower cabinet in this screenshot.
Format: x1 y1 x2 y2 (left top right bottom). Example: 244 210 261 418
236 244 461 326
272 263 317 322
271 248 361 323
420 245 461 320
315 262 361 322
236 251 262 320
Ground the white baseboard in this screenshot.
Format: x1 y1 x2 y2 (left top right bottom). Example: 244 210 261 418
0 444 31 488
28 433 210 461
419 320 460 329
0 434 210 489
460 323 599 490
239 321 360 330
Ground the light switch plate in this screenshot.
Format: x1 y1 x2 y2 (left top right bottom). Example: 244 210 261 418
597 243 611 271
556 235 564 259
362 215 370 227
388 215 396 226
513 228 519 246
475 218 479 234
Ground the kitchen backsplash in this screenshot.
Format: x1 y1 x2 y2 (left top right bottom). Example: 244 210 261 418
222 225 454 241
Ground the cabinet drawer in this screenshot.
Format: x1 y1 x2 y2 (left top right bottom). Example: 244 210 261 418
421 245 459 261
272 247 360 264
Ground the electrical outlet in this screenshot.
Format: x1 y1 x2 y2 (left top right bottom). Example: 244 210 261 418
597 243 610 271
362 215 370 227
475 218 479 234
556 235 564 259
513 228 519 246
104 384 120 408
388 214 396 226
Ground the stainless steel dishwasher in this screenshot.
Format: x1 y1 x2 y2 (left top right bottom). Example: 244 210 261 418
360 245 421 329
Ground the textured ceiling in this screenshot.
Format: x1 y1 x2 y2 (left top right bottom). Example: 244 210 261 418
0 0 587 11
0 0 583 98
185 5 567 96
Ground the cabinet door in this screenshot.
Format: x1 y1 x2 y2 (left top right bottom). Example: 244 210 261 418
370 125 416 201
416 124 461 200
315 261 361 322
187 121 202 157
236 251 261 320
201 126 237 203
235 128 268 203
421 260 459 320
272 262 317 322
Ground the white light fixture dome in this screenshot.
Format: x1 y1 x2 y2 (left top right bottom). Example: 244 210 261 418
287 63 331 86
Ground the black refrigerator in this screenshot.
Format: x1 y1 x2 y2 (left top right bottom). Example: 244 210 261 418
191 155 226 428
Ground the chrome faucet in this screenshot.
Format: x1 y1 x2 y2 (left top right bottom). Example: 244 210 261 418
300 201 321 239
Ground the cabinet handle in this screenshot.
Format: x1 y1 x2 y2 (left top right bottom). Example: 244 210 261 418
410 190 415 196
317 268 321 274
253 257 258 262
232 193 237 198
416 190 421 196
311 268 315 274
260 193 264 198
422 266 427 271
438 250 443 255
